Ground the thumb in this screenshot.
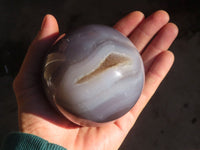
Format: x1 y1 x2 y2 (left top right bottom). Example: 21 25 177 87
14 14 59 95
19 14 59 76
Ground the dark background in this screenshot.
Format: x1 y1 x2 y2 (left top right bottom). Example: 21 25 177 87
0 0 200 149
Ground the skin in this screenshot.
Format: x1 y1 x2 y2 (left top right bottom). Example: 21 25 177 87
13 10 178 150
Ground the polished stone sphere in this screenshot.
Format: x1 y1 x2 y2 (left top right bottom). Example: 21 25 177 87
42 24 144 126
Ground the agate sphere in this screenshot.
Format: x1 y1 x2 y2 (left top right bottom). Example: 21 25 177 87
43 24 144 126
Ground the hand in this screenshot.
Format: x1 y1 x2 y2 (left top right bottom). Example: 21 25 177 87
13 10 178 150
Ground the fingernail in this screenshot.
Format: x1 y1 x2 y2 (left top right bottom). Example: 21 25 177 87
41 15 48 30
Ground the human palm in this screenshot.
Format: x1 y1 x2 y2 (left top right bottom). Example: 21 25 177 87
13 10 178 150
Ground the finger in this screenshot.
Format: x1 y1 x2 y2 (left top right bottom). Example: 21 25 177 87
129 10 170 52
115 51 174 132
113 11 144 36
19 14 59 76
142 23 178 72
130 51 174 118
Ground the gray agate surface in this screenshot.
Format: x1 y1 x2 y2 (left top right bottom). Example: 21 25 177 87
43 24 145 126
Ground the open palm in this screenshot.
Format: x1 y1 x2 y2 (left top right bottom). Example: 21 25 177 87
13 10 178 150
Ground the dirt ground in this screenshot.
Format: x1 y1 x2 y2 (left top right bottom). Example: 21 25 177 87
0 0 200 149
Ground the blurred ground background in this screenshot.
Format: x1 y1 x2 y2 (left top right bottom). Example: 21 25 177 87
0 0 200 149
